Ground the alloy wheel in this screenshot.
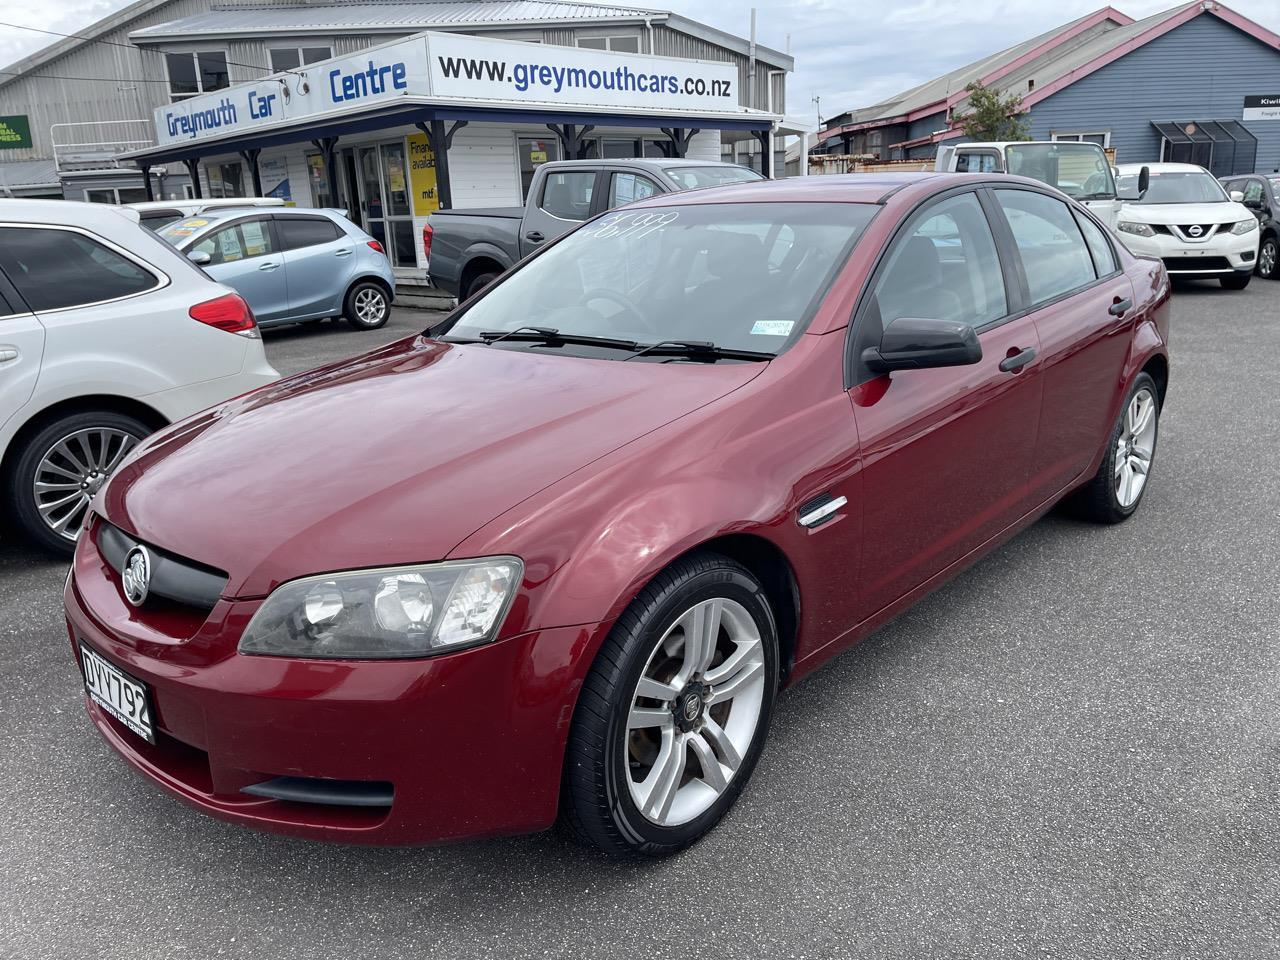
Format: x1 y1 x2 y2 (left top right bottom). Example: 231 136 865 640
354 288 386 324
1260 239 1277 278
625 597 766 827
1114 387 1157 508
33 427 140 541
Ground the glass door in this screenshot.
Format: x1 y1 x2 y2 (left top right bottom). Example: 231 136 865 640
356 142 417 269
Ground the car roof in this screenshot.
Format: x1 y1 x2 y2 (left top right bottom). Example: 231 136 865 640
620 172 943 206
127 198 286 212
169 206 334 226
546 158 758 173
0 197 145 225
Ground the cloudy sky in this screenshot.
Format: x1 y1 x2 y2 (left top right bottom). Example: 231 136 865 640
3 0 1279 124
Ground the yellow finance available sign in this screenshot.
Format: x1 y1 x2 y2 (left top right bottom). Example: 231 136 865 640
407 134 439 217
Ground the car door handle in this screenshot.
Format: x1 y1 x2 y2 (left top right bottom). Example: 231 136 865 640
335 248 352 257
258 261 280 271
1109 298 1132 317
0 347 18 363
999 347 1036 373
525 231 545 243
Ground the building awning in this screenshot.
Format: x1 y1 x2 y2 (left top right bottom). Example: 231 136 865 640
1151 119 1257 147
123 31 782 166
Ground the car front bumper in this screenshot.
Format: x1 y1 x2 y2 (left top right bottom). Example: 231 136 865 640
65 523 607 845
1116 228 1258 276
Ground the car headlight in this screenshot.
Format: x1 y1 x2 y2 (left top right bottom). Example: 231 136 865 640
1230 218 1258 235
238 557 522 659
1117 221 1156 238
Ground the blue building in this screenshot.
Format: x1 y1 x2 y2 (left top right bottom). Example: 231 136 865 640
816 2 1280 176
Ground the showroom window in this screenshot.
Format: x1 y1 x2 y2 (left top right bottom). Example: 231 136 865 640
0 228 158 311
577 36 641 52
207 161 245 198
166 51 229 99
269 46 332 72
84 187 150 204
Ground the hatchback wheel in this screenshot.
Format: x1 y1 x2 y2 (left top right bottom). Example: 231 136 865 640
1258 236 1278 280
561 551 778 857
5 411 150 556
343 281 390 330
1067 372 1160 524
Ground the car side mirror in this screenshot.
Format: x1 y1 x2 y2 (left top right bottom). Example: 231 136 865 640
187 250 212 266
1118 166 1150 202
1229 190 1245 203
862 316 982 374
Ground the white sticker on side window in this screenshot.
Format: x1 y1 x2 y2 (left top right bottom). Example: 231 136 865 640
750 320 794 337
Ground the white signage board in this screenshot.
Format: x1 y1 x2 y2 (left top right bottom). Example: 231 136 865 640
1243 95 1280 121
153 32 748 149
426 33 739 113
155 37 430 147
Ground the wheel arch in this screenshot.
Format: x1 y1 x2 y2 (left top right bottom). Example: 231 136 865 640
1140 352 1169 406
347 274 393 301
1 395 167 484
459 256 505 298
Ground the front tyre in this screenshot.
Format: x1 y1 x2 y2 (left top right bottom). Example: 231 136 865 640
1067 372 1160 524
561 552 779 857
5 410 150 556
343 281 390 330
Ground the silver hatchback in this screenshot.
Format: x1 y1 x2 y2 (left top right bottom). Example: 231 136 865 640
157 208 397 329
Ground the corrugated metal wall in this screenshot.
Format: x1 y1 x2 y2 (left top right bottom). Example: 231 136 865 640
652 25 776 112
0 0 213 159
1027 14 1280 172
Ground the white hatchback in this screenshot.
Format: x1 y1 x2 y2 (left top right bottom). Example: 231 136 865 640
1114 162 1260 289
0 199 279 554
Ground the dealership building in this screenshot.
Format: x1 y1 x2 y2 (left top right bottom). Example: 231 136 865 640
0 0 800 283
814 1 1280 177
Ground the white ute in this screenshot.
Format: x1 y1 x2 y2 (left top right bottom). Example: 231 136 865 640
0 200 279 554
1113 162 1259 289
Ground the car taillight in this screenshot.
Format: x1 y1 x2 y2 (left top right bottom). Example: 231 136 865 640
422 222 433 260
189 293 259 337
368 240 386 255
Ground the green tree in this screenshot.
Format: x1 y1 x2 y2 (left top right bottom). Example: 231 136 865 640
953 80 1031 141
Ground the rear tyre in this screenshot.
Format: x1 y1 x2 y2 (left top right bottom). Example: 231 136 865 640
343 281 390 330
1066 372 1160 525
464 271 500 300
560 551 778 857
1221 272 1251 290
5 410 151 557
1257 236 1278 280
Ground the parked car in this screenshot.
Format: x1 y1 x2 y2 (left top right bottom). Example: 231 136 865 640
935 140 1125 227
426 158 765 298
67 172 1169 857
128 197 287 231
156 208 395 329
1114 162 1259 288
1220 172 1280 280
0 200 277 555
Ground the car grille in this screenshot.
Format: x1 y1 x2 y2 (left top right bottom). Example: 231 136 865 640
1174 223 1220 240
1162 256 1232 272
97 521 228 611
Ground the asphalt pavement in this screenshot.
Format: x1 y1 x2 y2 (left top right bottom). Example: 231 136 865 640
2 284 1278 959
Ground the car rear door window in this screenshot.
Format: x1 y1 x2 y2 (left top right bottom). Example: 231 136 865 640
608 173 660 208
277 217 342 250
1071 209 1118 277
540 171 596 221
994 190 1096 304
871 191 1007 330
0 227 158 312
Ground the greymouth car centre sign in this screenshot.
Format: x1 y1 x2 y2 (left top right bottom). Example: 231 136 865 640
154 32 743 147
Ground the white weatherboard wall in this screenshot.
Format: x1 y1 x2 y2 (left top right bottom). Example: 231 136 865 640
449 124 523 209
686 130 722 162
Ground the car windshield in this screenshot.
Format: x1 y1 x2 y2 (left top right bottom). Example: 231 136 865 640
1118 170 1228 204
1268 177 1280 195
663 166 766 190
1003 143 1116 200
443 202 875 359
155 216 221 246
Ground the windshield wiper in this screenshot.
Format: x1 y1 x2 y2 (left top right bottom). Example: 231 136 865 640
625 339 774 362
477 327 640 350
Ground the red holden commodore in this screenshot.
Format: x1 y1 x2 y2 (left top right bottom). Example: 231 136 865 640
67 173 1170 857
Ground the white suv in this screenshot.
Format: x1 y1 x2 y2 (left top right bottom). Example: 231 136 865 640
1114 162 1260 289
0 200 279 554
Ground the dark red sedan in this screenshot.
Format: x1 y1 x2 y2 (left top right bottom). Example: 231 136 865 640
67 173 1170 857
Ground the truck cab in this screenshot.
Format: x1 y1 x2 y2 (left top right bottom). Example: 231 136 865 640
936 141 1122 227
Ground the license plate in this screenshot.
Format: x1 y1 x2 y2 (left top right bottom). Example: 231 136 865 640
80 643 155 743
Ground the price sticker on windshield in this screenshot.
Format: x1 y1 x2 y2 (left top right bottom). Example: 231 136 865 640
589 211 680 241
